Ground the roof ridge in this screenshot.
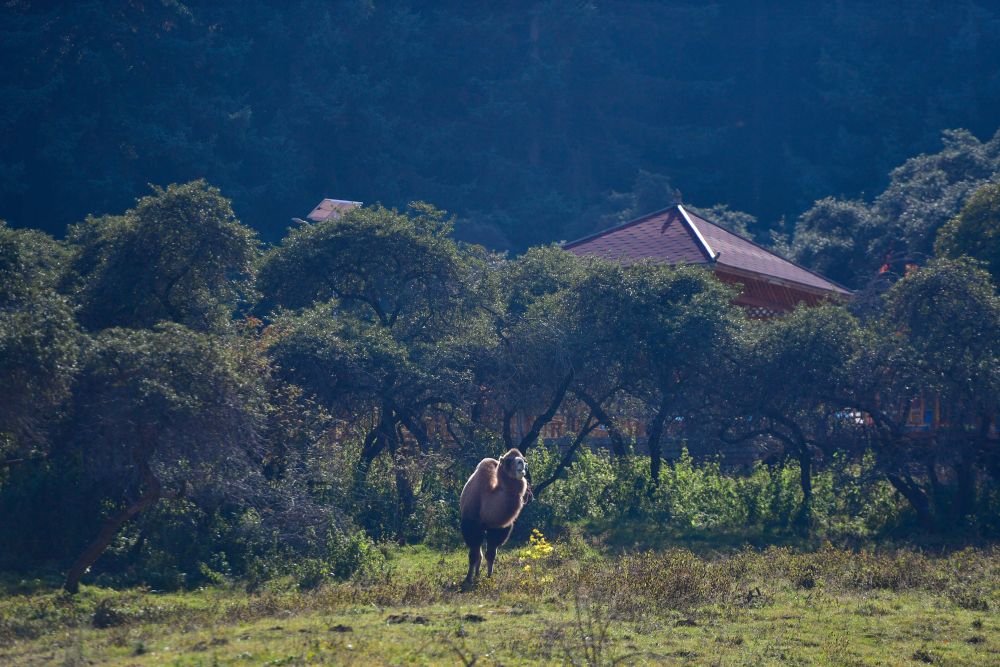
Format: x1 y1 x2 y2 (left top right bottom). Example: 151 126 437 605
677 204 718 261
683 207 852 294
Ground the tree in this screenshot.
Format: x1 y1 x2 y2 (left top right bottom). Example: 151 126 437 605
0 222 79 470
722 304 863 531
872 130 1000 266
471 246 588 453
259 203 486 540
492 259 741 491
936 180 1000 283
635 265 740 483
0 221 68 306
67 180 258 332
792 129 1000 289
258 203 466 333
268 302 476 539
788 198 875 290
503 260 741 486
853 258 1000 528
560 261 646 458
62 324 264 593
885 258 998 522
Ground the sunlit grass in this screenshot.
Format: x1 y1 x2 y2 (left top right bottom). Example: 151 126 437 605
1 542 997 665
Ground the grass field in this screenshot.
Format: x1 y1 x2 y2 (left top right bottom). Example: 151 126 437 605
1 537 998 665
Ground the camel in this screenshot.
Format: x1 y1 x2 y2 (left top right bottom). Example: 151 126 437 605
459 448 531 589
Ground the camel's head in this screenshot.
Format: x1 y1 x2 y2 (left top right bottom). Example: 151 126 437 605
501 448 527 481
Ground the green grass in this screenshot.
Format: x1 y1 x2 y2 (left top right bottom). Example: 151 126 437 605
1 542 998 665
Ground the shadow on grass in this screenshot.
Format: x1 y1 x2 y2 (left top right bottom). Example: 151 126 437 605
0 571 66 596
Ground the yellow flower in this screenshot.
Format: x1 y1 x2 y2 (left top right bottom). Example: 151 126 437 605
520 529 555 561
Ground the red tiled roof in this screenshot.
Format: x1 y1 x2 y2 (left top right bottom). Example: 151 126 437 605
564 205 850 297
307 198 363 222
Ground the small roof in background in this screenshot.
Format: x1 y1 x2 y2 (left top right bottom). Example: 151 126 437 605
564 204 850 297
306 198 363 222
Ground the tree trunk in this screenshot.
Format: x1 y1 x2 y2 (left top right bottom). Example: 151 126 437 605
502 409 515 450
954 451 976 522
517 372 573 452
978 418 999 499
394 409 426 454
646 399 670 487
886 473 934 530
923 450 949 523
761 414 813 533
64 466 161 594
573 389 627 456
390 437 416 546
353 414 388 494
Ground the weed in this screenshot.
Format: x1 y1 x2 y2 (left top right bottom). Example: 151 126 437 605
435 633 484 667
61 624 85 667
948 585 991 611
557 587 632 667
90 597 124 628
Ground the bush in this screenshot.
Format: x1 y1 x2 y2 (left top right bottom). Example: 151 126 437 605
653 450 745 529
325 529 388 583
527 441 911 541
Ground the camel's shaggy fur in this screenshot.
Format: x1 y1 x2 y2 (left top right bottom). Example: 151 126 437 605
459 448 529 588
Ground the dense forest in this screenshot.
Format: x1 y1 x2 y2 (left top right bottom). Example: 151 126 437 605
2 1 1000 596
3 1 1000 252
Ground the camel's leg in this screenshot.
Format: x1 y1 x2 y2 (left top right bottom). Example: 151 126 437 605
460 518 484 589
464 545 483 585
485 525 513 577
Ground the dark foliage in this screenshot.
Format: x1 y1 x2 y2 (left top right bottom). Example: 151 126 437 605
789 130 1000 289
3 2 1000 250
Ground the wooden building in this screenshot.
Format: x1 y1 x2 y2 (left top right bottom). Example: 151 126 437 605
563 204 850 316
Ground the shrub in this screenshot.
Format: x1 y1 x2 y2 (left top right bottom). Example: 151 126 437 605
527 440 913 542
652 450 745 529
326 529 388 583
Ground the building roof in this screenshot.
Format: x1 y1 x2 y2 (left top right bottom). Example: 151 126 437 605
306 198 363 222
563 204 850 297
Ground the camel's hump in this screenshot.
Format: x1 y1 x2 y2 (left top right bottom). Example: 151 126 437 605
476 458 499 470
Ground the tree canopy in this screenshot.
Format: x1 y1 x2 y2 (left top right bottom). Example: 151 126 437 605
789 130 1000 289
936 180 1000 283
4 2 1000 251
67 180 258 332
0 222 79 464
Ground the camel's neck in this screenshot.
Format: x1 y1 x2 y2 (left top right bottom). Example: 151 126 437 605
496 472 526 497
